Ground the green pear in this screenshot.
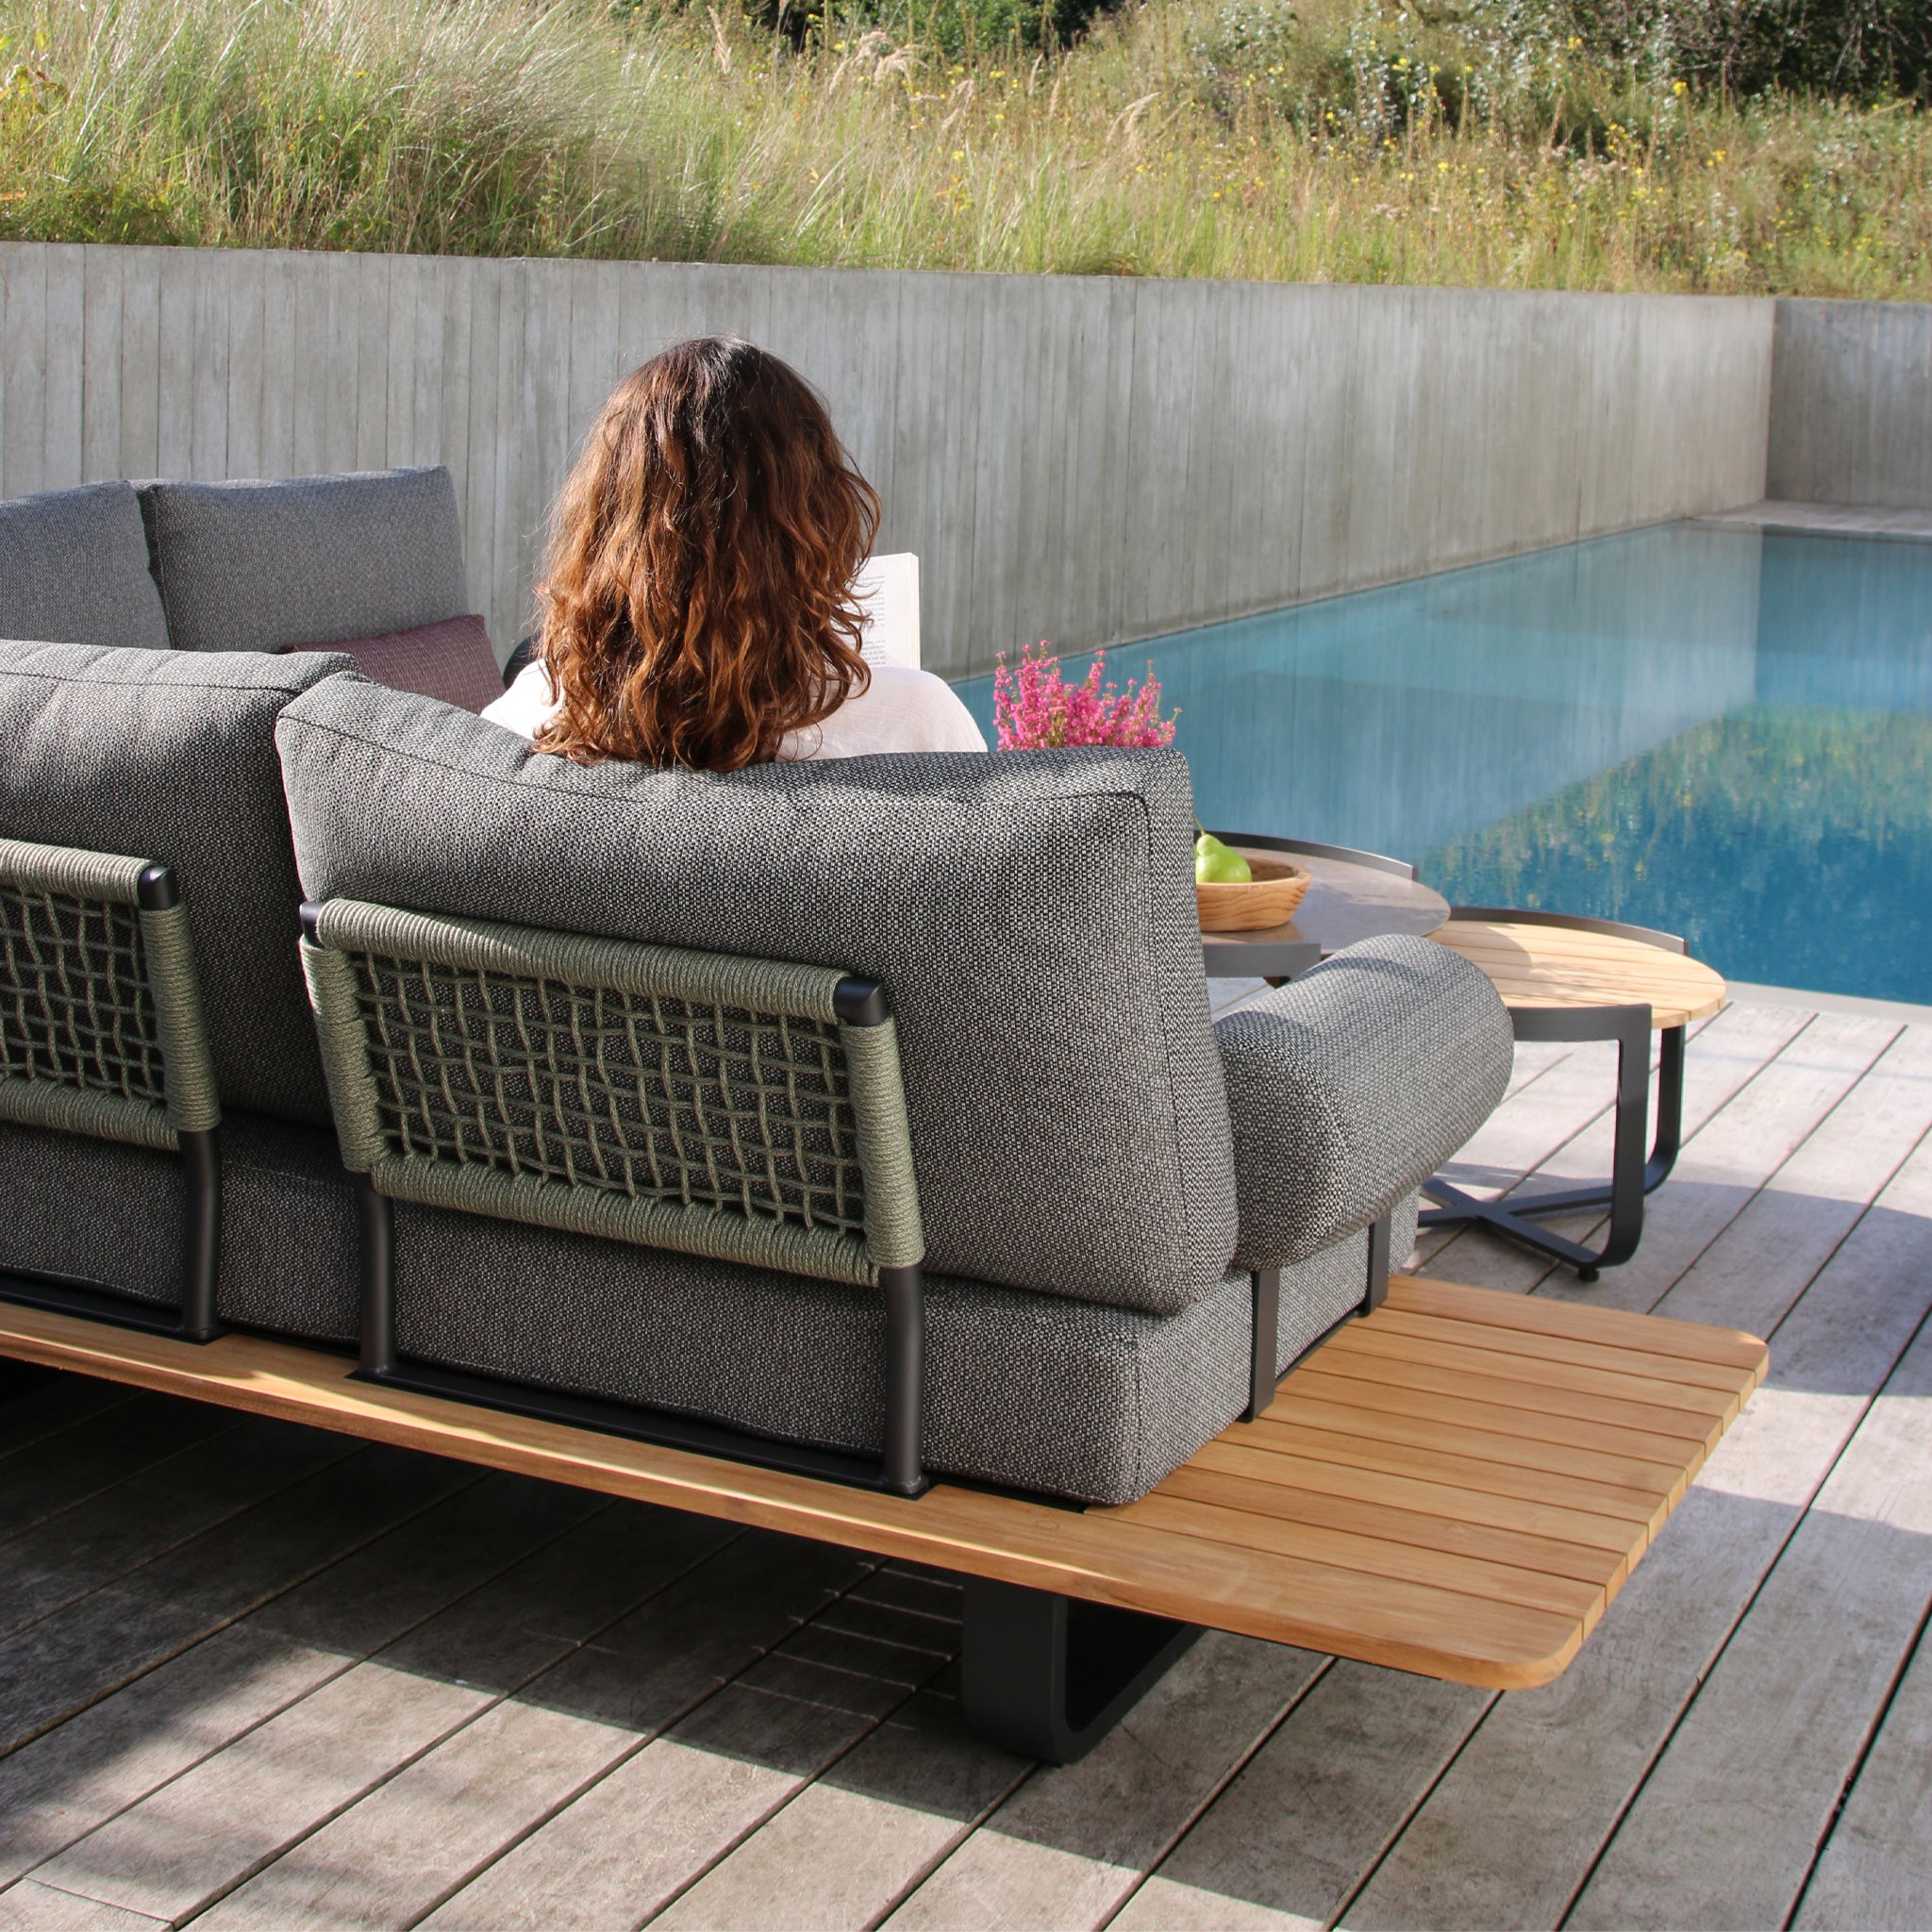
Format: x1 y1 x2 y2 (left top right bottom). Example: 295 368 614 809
1195 833 1253 885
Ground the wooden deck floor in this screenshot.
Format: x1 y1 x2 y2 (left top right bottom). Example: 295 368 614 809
0 990 1927 1930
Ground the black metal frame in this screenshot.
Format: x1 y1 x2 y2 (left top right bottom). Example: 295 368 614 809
1419 907 1690 1282
0 862 221 1344
959 1576 1202 1763
341 951 928 1499
1244 1209 1391 1423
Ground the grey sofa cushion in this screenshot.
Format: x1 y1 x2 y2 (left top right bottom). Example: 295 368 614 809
0 1112 358 1342
275 675 1239 1315
0 481 170 650
141 467 469 653
1216 937 1512 1270
0 641 354 1125
388 1200 1409 1506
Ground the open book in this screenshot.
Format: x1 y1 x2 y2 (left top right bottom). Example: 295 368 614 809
852 554 920 672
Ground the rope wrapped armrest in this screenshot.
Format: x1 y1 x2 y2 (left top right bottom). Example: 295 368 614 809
1214 935 1511 1271
0 836 220 1151
300 898 925 1288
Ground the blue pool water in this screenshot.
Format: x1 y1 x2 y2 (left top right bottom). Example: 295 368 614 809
955 524 1932 1005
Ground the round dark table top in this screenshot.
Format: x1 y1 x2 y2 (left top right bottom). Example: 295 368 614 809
1201 849 1449 980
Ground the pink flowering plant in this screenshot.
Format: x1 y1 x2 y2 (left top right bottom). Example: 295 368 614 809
991 643 1178 751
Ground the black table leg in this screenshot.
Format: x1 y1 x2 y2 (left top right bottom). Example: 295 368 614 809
1420 1006 1678 1282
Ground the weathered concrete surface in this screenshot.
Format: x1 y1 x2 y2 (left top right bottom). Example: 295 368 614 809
0 244 1775 675
1769 298 1932 513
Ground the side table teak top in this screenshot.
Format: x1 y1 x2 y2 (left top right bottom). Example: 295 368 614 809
1428 919 1727 1030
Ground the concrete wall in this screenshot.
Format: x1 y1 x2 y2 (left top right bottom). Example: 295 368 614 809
1768 298 1932 511
0 242 1776 677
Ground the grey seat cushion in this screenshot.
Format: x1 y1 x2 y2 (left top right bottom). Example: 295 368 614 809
0 481 170 650
0 641 353 1125
275 675 1239 1315
0 1112 358 1342
386 1197 1414 1506
141 468 469 653
0 1090 1407 1499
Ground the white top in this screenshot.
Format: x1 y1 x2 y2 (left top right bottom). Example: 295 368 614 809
481 658 988 760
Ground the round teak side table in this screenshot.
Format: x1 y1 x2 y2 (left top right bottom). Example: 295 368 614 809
1422 910 1728 1280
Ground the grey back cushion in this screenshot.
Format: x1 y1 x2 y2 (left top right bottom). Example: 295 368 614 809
0 481 170 650
0 641 355 1126
141 467 470 653
275 677 1240 1316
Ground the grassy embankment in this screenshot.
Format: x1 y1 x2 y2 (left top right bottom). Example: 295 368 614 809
0 0 1926 294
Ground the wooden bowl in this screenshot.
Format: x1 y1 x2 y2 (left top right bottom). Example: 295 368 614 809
1196 851 1312 933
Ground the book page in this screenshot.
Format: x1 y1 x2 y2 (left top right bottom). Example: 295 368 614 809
852 554 920 671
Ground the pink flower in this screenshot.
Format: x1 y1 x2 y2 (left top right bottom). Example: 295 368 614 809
992 643 1178 751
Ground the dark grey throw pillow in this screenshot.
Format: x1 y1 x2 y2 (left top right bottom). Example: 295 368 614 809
0 480 170 650
142 467 470 653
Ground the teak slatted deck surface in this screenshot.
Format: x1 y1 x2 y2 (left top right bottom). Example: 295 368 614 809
0 1274 1764 1690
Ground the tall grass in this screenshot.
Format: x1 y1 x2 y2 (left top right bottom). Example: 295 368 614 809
1 0 1926 295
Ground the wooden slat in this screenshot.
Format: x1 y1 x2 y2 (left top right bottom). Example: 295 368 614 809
1153 1462 1619 1584
1293 1358 1722 1461
1185 1437 1641 1556
1359 1298 1754 1391
1387 1274 1768 1371
0 1278 1765 1693
1115 1492 1607 1621
1253 1398 1687 1510
1306 1335 1726 1444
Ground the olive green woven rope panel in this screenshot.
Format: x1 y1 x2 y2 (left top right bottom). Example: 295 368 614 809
305 903 924 1288
0 838 182 1150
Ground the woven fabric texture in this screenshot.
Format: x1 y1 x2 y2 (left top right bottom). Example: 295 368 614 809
390 1200 1294 1504
277 614 500 712
0 482 170 651
213 1114 359 1341
0 642 354 1126
276 675 1238 1315
1274 1192 1419 1374
142 468 468 653
0 1111 357 1338
383 1203 1410 1504
1217 937 1513 1270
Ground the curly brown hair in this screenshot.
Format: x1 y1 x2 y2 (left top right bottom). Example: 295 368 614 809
532 338 880 769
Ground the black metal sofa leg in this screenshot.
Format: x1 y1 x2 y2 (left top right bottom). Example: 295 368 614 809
177 1126 222 1342
959 1577 1200 1764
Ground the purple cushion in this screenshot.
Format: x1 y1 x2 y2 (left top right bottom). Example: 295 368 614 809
280 614 499 713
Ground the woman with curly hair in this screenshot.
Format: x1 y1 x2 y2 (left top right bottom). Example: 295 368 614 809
484 337 985 767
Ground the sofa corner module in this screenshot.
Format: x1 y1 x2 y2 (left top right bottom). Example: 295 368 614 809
298 896 932 1497
0 837 223 1341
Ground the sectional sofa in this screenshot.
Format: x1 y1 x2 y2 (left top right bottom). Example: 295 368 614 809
0 466 1514 1510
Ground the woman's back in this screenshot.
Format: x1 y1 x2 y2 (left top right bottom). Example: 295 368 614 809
485 657 985 759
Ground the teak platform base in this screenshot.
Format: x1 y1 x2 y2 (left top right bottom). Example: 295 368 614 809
0 1276 1766 1761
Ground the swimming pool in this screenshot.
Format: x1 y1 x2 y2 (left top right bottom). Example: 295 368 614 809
955 523 1932 1005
